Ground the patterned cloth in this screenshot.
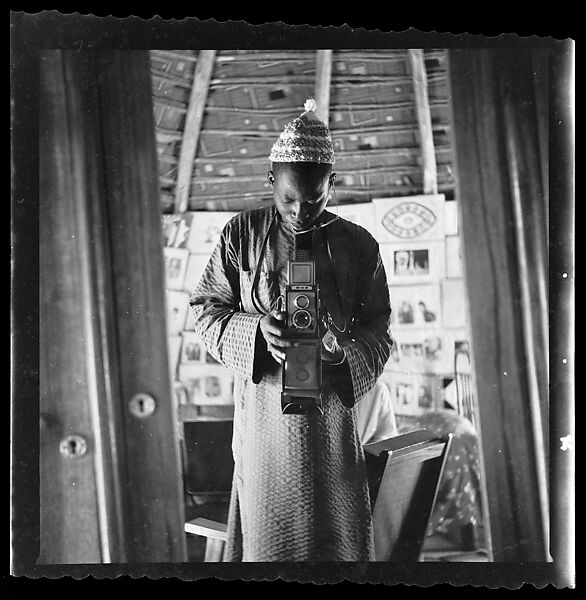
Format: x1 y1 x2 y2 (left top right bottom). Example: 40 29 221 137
400 410 484 546
190 206 392 561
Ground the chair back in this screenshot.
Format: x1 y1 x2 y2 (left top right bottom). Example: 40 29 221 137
182 418 234 501
364 429 452 561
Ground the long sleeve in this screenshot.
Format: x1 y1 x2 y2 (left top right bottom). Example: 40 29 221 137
325 233 392 407
189 218 265 382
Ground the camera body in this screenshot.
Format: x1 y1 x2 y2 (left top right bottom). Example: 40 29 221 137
281 259 324 415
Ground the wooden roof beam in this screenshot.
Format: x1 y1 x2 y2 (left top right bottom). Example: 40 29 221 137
314 50 333 125
173 50 216 214
408 49 439 195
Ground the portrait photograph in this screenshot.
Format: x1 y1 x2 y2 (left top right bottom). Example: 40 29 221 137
186 211 237 254
162 212 194 249
166 289 191 335
179 331 207 365
380 371 441 416
381 240 445 284
183 253 210 293
178 364 235 406
164 246 190 291
390 284 442 328
389 329 454 375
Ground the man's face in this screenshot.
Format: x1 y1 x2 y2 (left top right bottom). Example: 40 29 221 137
269 164 334 232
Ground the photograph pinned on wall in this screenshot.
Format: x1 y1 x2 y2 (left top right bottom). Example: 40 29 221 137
379 371 417 416
382 372 441 416
453 329 472 374
385 338 402 372
164 247 189 291
454 333 470 355
176 365 203 406
186 211 237 254
389 284 442 328
446 235 464 279
421 331 453 374
167 335 182 380
161 213 194 249
380 240 445 285
179 331 207 365
178 364 234 406
184 253 210 293
372 194 445 243
442 279 467 328
444 200 459 236
393 335 425 373
416 376 440 411
333 202 377 238
391 330 454 375
172 381 190 407
166 289 190 336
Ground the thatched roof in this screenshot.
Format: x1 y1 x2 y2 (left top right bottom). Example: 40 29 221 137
150 49 455 213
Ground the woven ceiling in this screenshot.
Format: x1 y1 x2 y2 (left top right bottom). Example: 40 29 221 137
150 49 456 213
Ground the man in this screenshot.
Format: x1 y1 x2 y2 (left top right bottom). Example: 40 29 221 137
190 99 392 561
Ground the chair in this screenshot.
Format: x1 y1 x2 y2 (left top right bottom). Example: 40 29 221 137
364 428 453 561
181 418 234 562
184 517 227 562
185 427 452 562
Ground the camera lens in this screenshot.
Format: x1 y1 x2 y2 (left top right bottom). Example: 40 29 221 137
292 310 312 329
294 294 310 309
296 369 309 382
297 351 309 364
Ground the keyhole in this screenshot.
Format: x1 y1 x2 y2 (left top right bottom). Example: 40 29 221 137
59 435 88 458
129 393 156 418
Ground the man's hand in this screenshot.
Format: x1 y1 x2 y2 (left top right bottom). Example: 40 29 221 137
259 310 290 364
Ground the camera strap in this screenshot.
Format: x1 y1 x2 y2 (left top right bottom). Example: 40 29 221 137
293 229 313 261
313 227 348 335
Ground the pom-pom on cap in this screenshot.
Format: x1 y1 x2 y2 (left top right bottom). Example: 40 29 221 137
269 98 335 164
303 98 318 113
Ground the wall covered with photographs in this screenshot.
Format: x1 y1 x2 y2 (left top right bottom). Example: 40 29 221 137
164 195 471 423
337 193 470 422
162 211 237 420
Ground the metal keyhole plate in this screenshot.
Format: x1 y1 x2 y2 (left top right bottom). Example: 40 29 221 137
129 393 156 418
59 435 88 458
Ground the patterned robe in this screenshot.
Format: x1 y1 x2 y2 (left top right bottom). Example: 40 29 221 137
190 206 392 561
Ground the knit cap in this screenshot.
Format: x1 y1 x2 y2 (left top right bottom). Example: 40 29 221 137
269 99 335 165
